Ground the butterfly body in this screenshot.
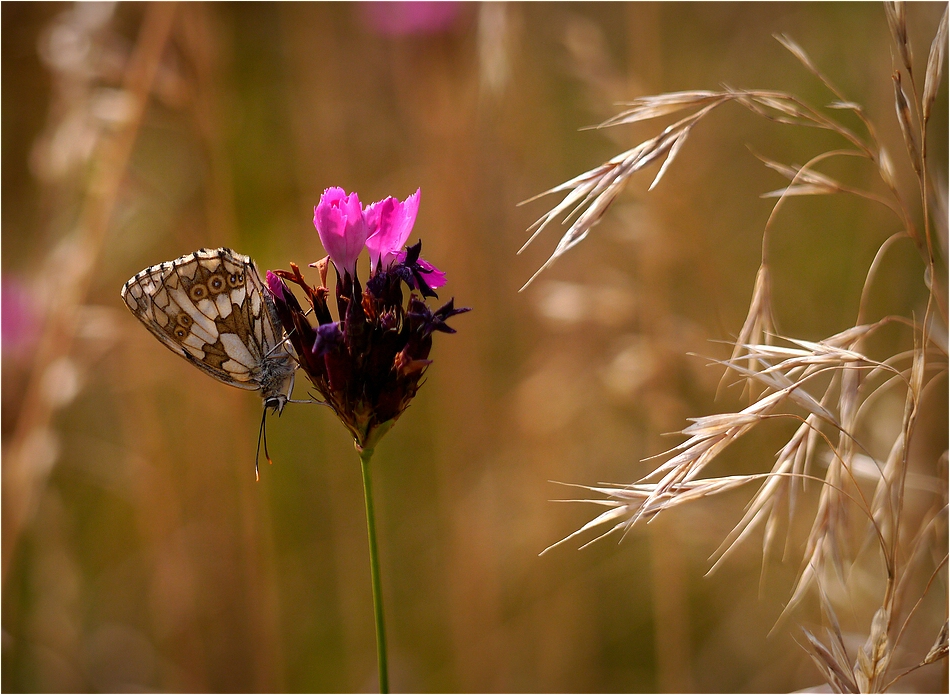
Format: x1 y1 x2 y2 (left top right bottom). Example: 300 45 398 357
122 248 297 412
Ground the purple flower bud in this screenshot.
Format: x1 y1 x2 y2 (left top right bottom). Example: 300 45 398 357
313 321 344 357
314 187 369 278
265 270 287 302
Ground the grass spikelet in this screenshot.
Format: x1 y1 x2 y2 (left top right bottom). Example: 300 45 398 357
922 7 948 124
800 626 859 693
892 70 922 175
856 607 892 692
885 1 914 79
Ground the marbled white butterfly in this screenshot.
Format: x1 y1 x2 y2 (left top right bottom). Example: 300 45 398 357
121 248 297 415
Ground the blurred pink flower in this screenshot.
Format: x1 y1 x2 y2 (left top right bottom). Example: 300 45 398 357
314 187 369 277
2 278 41 358
364 188 421 269
361 2 462 36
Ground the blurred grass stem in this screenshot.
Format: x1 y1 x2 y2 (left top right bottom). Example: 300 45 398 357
2 2 177 584
359 447 389 693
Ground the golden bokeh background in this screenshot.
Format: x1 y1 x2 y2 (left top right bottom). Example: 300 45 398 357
3 3 946 692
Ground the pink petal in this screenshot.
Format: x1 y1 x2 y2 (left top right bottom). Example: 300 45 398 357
364 197 398 268
418 258 446 289
364 188 421 269
392 188 420 248
313 187 368 277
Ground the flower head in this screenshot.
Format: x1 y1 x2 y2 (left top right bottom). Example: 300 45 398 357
313 187 369 277
364 188 421 270
269 187 469 451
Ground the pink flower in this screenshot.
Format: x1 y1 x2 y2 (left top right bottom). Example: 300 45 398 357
2 278 40 359
313 187 369 277
361 2 462 36
364 188 421 269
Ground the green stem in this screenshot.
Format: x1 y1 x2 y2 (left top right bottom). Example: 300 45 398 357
359 447 389 693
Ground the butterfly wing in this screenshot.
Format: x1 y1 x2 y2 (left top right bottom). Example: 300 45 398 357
121 248 293 393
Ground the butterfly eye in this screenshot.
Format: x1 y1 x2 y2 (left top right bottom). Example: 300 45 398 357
227 272 244 288
189 283 208 301
208 274 226 293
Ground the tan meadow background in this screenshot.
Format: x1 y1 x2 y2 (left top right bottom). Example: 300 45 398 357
3 3 946 692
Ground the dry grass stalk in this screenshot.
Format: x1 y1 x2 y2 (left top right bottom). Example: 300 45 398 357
2 3 179 583
532 5 948 691
516 78 889 292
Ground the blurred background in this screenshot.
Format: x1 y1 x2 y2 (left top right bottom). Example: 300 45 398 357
2 2 946 692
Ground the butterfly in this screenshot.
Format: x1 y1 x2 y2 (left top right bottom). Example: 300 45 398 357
122 248 298 475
